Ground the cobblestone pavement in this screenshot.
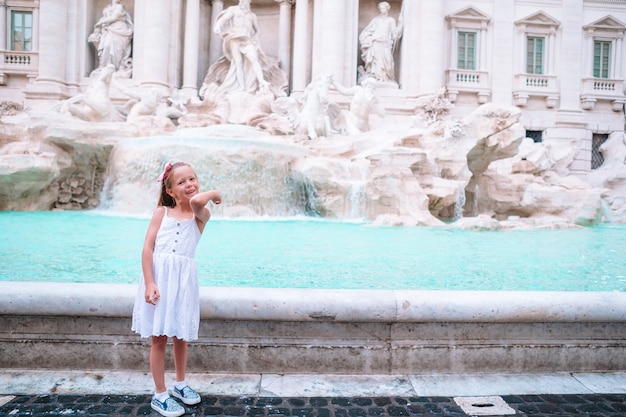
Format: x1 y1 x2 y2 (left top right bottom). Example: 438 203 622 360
1 393 626 417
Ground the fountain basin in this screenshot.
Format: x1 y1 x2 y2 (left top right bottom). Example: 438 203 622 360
1 282 624 374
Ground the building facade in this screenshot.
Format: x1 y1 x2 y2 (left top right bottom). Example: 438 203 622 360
1 0 625 173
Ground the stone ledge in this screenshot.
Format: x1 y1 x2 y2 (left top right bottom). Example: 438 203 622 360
1 282 625 323
1 282 625 373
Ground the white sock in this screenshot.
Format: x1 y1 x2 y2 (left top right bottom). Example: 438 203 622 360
174 380 187 390
154 391 169 402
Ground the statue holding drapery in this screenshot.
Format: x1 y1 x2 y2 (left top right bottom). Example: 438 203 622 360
358 1 403 85
88 0 134 77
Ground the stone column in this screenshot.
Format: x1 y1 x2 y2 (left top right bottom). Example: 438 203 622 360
312 0 358 86
491 0 515 105
584 29 594 77
613 36 623 78
32 1 40 51
291 0 311 93
448 20 457 73
547 29 556 74
0 2 6 52
554 0 588 175
181 0 201 97
137 0 171 88
479 25 488 71
208 0 224 66
558 0 584 112
0 1 5 85
403 0 444 93
345 0 359 86
398 0 416 91
64 0 79 90
275 0 294 88
515 24 524 73
26 0 69 98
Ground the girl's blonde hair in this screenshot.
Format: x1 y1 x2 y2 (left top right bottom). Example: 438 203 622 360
157 162 192 207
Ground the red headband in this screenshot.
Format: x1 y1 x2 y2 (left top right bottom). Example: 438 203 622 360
156 162 173 182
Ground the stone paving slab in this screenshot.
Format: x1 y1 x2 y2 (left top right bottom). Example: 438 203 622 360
2 371 626 397
1 393 626 416
1 371 626 416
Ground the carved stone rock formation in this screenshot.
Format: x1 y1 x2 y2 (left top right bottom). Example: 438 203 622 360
0 101 622 228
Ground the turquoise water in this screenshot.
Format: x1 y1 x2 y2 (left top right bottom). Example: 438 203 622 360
1 211 625 291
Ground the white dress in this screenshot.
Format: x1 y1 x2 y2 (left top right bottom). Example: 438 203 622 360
132 207 202 342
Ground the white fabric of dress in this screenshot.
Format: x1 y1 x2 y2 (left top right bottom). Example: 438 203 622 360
132 207 202 342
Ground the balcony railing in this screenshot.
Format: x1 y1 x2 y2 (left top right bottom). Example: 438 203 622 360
581 77 626 111
584 0 626 3
513 73 559 108
446 69 489 89
0 51 39 84
515 74 558 92
445 69 491 103
582 77 624 96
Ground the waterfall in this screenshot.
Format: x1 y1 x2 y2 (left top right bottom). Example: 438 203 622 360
347 161 369 219
99 126 314 217
453 186 466 220
348 181 367 219
600 199 615 223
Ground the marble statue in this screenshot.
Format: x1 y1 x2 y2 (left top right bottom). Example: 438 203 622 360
358 1 403 85
295 75 335 139
88 0 134 77
213 0 268 93
56 64 119 122
112 80 189 129
192 0 287 127
202 0 285 97
332 78 386 135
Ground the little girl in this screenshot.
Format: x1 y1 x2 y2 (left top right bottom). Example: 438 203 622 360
132 162 221 417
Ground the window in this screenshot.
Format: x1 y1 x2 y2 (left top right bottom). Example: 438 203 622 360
11 11 33 51
457 31 476 70
526 37 544 74
445 7 491 103
525 130 543 143
593 41 611 79
591 134 608 169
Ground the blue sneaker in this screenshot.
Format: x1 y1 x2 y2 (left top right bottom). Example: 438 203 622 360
171 385 201 405
151 396 184 417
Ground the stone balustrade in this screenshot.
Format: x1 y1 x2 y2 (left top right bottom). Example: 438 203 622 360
0 51 39 84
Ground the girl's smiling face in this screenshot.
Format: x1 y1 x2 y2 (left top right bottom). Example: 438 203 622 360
166 165 199 203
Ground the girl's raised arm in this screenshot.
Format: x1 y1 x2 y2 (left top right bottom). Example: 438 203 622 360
190 190 222 229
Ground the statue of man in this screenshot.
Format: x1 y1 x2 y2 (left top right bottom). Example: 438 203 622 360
196 0 288 126
358 1 403 84
213 0 269 93
88 0 134 77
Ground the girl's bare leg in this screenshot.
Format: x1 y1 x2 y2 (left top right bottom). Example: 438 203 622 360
150 335 168 393
173 337 188 383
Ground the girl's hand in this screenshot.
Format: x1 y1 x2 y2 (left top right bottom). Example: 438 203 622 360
145 282 160 305
212 192 222 205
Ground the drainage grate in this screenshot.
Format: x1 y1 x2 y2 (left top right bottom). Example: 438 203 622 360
453 396 516 416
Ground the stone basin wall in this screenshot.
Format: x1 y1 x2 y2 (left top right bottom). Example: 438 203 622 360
1 282 624 374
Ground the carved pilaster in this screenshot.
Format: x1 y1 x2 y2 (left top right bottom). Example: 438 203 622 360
291 0 310 92
0 1 6 53
182 0 201 97
275 0 295 88
208 0 224 65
